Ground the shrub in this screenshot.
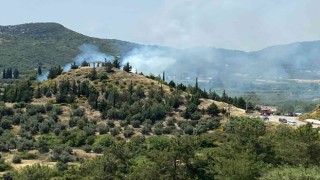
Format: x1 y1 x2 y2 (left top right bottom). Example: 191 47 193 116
82 145 92 153
45 103 53 112
52 106 63 115
97 123 109 134
131 120 141 128
141 125 151 135
0 118 12 130
93 134 114 147
98 73 109 80
194 122 208 135
154 122 164 129
166 118 176 126
162 126 173 134
73 108 85 117
124 127 135 138
107 120 115 128
184 126 194 135
191 111 202 120
92 146 104 153
110 127 120 137
153 128 162 135
17 152 38 159
119 120 127 127
0 163 12 172
206 103 220 116
207 118 221 130
56 161 68 171
12 155 22 164
107 108 120 119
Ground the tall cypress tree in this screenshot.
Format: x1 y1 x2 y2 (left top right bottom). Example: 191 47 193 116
162 71 165 81
37 66 42 75
2 69 6 79
13 69 19 79
5 68 12 79
195 77 198 90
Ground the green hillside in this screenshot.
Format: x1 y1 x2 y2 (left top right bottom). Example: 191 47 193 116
0 23 139 72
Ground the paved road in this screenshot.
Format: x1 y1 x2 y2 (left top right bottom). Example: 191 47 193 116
248 115 320 128
266 115 320 128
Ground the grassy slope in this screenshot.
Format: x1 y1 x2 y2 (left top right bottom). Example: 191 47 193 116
1 67 246 172
300 105 320 120
0 23 140 72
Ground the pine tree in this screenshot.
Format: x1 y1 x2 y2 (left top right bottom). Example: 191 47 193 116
123 62 132 73
112 56 121 68
89 67 97 81
70 62 78 69
48 66 63 79
105 62 113 73
81 61 90 67
34 84 42 98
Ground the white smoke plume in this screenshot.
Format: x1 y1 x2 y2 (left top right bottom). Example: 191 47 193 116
63 44 114 72
38 44 114 81
122 47 176 75
37 71 49 82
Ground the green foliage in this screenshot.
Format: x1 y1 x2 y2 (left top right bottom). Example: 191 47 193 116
259 166 320 180
47 65 63 79
93 134 115 148
148 136 172 151
206 102 220 116
12 155 22 164
16 152 38 160
56 161 68 171
12 164 57 179
3 81 33 102
88 67 97 81
123 62 132 72
0 23 139 73
0 162 12 172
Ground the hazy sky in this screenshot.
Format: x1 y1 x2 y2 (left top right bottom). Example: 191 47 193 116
1 0 320 51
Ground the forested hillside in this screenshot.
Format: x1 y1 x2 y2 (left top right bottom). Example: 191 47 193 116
0 62 319 179
0 23 139 72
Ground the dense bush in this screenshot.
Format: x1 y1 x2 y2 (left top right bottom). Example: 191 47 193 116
12 155 22 164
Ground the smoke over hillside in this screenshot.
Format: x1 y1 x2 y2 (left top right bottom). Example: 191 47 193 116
121 40 320 101
63 44 114 72
38 44 114 81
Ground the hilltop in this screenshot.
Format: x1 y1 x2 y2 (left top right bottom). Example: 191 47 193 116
0 65 247 174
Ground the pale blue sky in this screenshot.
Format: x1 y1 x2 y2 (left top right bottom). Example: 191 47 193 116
1 0 320 51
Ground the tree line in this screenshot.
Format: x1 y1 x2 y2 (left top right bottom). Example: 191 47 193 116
2 68 19 79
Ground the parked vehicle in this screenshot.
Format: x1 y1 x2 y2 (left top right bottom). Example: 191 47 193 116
279 118 287 123
287 121 297 126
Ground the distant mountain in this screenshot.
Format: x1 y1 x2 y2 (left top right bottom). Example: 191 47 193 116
0 23 141 72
